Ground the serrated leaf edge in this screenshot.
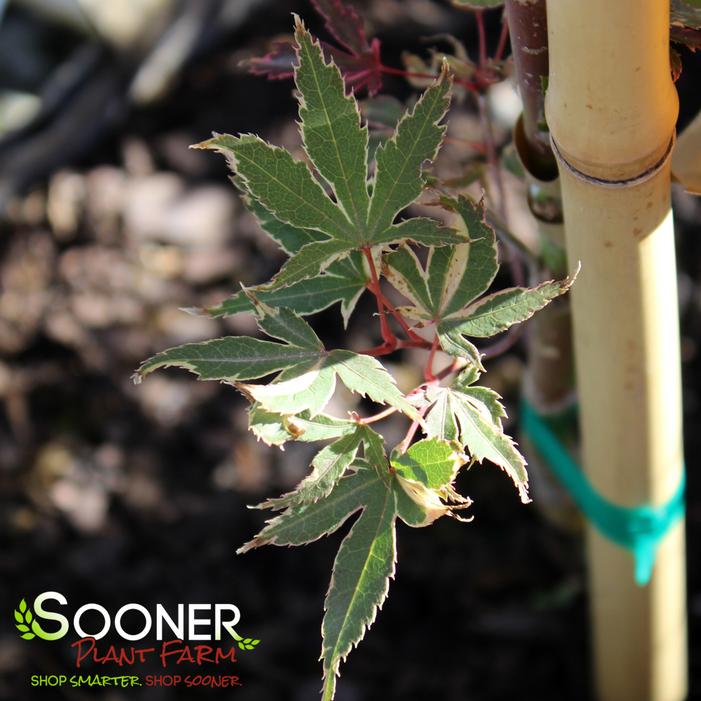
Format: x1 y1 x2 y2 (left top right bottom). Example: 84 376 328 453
321 488 397 680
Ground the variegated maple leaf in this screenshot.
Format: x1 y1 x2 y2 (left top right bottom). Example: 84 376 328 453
195 18 466 300
135 17 576 701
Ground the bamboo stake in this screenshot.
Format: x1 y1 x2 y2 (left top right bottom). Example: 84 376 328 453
545 1 687 700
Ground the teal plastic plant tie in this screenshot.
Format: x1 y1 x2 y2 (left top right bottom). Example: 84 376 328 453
520 399 685 586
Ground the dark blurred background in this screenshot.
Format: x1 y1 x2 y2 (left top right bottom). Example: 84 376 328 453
1 1 701 699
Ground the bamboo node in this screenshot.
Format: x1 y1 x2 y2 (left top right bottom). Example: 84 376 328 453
550 133 675 189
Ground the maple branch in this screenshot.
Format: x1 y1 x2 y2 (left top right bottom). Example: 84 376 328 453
479 325 524 360
360 337 432 357
154 19 565 698
475 9 488 67
399 338 433 349
486 211 540 270
380 292 426 343
424 335 440 382
363 246 397 349
379 63 480 93
353 406 399 425
397 405 429 454
504 0 557 178
443 136 488 153
494 14 510 64
362 246 427 345
435 357 467 382
361 343 395 356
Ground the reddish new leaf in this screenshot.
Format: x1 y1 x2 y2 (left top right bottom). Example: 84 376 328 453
243 38 298 80
242 0 383 94
310 0 383 93
323 40 382 95
311 0 368 55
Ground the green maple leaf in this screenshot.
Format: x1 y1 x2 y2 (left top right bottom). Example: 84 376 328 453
241 193 324 254
206 253 369 328
423 366 530 504
136 303 420 421
320 467 396 701
269 430 365 507
239 434 474 701
248 407 356 447
238 460 393 552
390 437 463 489
193 17 466 294
238 459 398 701
384 195 574 368
237 343 421 420
390 438 472 527
256 426 377 510
134 15 573 701
136 305 323 382
254 424 387 510
203 194 370 327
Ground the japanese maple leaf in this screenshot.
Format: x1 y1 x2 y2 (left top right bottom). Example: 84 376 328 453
244 0 383 95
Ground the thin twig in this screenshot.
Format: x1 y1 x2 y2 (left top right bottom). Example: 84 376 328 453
479 325 524 360
397 406 429 454
359 337 432 357
363 245 426 344
379 63 480 92
485 210 540 274
424 335 440 382
435 357 467 382
475 9 488 67
363 247 396 348
354 406 399 425
443 135 487 153
494 15 510 64
379 291 426 343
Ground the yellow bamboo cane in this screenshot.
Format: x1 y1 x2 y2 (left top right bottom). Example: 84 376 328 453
544 1 687 700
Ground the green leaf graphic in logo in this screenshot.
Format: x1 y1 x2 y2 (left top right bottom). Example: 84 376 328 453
231 630 261 651
14 599 36 640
